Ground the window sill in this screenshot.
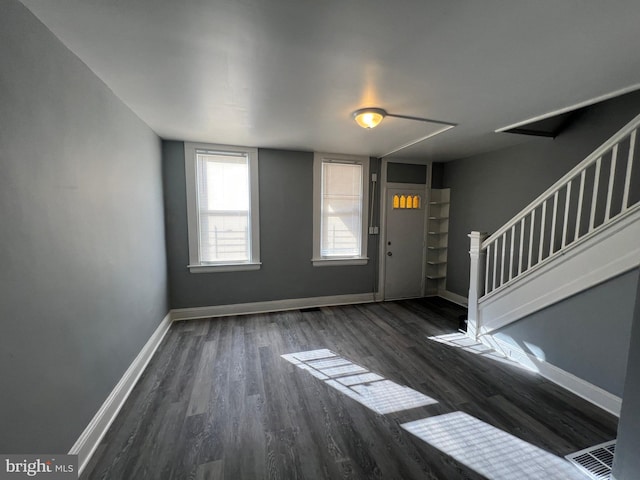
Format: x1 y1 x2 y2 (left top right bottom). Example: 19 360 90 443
188 262 262 273
311 257 369 267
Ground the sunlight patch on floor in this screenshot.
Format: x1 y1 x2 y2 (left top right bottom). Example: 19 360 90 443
402 412 587 480
282 349 437 414
427 333 535 371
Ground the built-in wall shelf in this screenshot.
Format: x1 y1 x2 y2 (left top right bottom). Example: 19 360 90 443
426 188 450 296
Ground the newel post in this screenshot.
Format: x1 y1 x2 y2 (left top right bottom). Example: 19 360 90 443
467 231 488 339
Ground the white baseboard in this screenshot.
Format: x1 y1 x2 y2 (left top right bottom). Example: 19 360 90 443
170 292 376 321
438 290 468 307
479 334 622 417
69 312 172 475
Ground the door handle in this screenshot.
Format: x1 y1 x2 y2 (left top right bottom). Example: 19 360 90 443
387 252 392 256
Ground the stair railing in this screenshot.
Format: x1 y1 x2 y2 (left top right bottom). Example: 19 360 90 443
467 112 640 338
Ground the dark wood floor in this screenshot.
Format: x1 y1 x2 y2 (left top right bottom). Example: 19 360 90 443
82 298 617 479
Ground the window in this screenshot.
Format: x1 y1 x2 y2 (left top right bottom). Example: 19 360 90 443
393 194 421 209
184 142 260 273
312 153 369 266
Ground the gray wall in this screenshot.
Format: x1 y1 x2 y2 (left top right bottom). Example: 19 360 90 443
431 162 444 189
387 162 427 184
163 142 380 309
0 0 169 453
613 275 640 479
442 90 640 297
494 269 639 396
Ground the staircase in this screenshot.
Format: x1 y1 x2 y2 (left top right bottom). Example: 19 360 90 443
467 113 640 339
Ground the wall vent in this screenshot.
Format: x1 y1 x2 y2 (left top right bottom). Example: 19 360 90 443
565 440 616 479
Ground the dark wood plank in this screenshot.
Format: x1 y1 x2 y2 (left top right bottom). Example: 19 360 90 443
81 298 618 480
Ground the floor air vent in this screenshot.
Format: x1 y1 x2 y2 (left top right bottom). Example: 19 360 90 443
565 440 616 479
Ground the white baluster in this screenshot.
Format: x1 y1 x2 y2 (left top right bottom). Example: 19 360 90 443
589 157 602 231
622 130 636 211
604 144 618 221
493 236 498 291
518 218 525 276
485 243 491 296
575 170 585 241
528 210 535 269
562 180 571 249
509 226 515 282
500 233 506 287
549 191 558 256
538 201 547 262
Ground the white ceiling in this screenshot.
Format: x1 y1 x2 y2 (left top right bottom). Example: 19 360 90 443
20 0 640 161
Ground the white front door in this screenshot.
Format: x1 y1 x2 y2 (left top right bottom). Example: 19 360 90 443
383 186 427 300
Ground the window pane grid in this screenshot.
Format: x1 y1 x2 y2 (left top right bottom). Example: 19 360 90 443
198 212 249 262
321 162 363 257
196 152 251 263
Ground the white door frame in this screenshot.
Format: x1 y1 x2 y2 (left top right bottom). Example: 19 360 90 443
376 158 432 301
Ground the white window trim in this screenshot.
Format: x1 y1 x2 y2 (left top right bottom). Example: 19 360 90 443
184 142 261 273
312 152 369 267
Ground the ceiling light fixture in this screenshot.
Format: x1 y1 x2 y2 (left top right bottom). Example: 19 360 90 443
353 108 387 129
352 107 457 130
351 107 459 157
